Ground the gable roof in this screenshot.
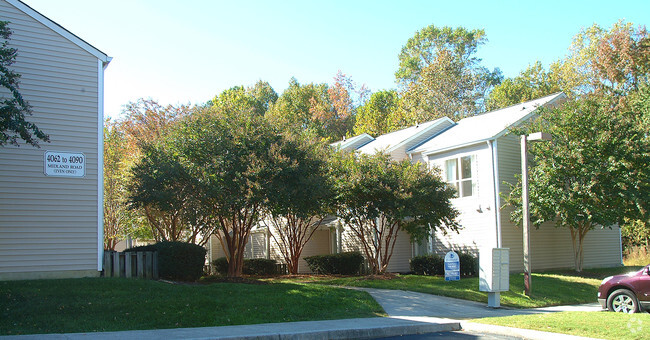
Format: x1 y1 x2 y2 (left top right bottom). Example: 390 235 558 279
358 117 454 155
410 92 567 156
330 133 374 151
7 0 111 64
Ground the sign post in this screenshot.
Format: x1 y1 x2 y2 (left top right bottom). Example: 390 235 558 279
444 251 460 281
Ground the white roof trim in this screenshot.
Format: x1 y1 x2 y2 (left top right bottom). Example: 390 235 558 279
7 0 111 63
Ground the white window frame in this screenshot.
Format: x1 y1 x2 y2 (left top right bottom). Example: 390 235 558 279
444 155 476 198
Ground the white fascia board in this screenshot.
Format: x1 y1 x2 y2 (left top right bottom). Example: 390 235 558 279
388 117 454 153
422 138 492 157
8 0 111 63
492 92 568 140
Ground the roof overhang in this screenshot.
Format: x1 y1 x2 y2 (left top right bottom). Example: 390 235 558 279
9 0 111 64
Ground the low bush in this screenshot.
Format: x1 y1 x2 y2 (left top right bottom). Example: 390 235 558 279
212 257 278 276
304 252 364 275
243 258 278 275
410 254 444 275
213 257 229 275
125 241 206 281
458 251 478 276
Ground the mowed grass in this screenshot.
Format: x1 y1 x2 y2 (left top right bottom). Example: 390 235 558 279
0 277 384 335
473 311 650 340
281 266 642 308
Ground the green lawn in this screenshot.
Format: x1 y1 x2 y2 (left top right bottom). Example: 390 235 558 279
279 266 641 308
0 277 384 336
473 311 650 340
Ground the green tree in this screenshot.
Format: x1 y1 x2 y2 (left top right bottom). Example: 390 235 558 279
128 138 216 246
266 78 329 135
504 96 650 271
263 133 335 274
353 90 401 137
396 25 501 121
210 81 277 117
334 152 459 274
174 111 281 277
0 21 48 147
486 61 562 110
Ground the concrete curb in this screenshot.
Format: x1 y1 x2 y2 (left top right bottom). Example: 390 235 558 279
461 321 603 340
0 317 461 340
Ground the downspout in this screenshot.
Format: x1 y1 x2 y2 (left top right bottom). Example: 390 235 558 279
489 139 502 248
619 226 623 265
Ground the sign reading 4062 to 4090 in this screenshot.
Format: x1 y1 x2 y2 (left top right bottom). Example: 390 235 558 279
44 151 86 177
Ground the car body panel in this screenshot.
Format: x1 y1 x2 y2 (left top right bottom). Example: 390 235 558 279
598 265 650 312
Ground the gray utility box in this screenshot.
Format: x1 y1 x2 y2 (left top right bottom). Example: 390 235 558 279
479 248 510 307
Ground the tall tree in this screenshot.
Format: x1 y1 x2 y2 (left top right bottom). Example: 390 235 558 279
334 152 459 274
0 21 48 147
174 111 281 277
128 138 216 246
396 25 501 121
104 119 146 250
550 21 650 100
353 90 401 137
486 61 562 111
266 78 329 135
504 96 650 271
263 134 335 274
210 81 277 117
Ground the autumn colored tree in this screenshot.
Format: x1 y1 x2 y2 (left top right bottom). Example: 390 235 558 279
550 21 650 100
504 96 650 271
334 152 459 274
266 78 329 134
396 25 501 122
103 119 146 250
0 21 48 147
263 134 335 274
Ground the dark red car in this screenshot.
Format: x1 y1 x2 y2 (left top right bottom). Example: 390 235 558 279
598 265 650 313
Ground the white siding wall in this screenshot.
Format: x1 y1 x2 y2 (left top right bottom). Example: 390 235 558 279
496 134 622 271
427 143 498 255
0 2 102 280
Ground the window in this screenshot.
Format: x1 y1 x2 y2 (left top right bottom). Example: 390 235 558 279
445 155 475 197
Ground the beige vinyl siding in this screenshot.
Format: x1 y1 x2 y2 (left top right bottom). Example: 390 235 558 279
385 231 412 273
0 1 101 279
295 229 330 273
428 143 498 255
496 134 622 271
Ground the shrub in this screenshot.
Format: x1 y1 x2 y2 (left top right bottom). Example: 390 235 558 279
458 251 478 276
213 257 229 275
304 252 364 275
243 258 278 276
125 241 206 281
410 254 444 275
212 257 278 276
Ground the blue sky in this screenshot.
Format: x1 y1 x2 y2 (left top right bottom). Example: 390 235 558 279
23 0 650 118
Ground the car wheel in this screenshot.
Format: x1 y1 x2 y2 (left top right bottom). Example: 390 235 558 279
607 289 639 313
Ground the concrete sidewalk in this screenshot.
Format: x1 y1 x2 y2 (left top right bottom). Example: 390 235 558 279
0 317 461 340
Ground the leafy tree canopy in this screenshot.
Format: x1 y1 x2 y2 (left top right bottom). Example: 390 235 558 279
505 95 650 271
486 61 562 111
0 20 48 147
396 25 501 122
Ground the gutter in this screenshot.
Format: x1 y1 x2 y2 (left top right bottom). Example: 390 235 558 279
488 139 502 248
